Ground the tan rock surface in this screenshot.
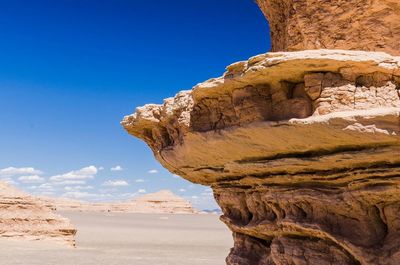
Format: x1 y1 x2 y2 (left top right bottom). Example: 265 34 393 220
0 182 76 245
41 190 197 214
122 49 400 264
256 0 400 55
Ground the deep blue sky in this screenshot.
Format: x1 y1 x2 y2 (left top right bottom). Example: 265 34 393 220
0 0 270 209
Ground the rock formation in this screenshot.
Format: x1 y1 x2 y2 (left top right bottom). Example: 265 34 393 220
256 0 400 55
122 50 400 264
41 190 197 214
122 2 400 265
0 182 76 245
131 190 197 214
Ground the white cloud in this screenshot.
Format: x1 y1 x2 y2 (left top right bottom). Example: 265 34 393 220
102 180 129 187
148 169 158 174
38 183 54 191
52 180 87 186
191 196 199 199
50 166 98 182
138 189 146 193
135 179 145 183
0 167 42 177
61 191 138 202
1 177 18 185
64 186 94 191
117 193 137 200
40 191 55 196
110 165 123 171
18 175 45 184
201 191 213 197
179 188 186 192
98 187 118 193
61 191 115 201
99 166 104 170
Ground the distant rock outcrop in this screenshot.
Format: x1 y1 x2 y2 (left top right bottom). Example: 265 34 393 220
132 190 197 214
0 182 76 245
41 190 197 214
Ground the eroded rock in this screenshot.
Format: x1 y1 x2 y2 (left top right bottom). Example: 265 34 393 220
122 50 400 264
256 0 400 55
0 182 76 245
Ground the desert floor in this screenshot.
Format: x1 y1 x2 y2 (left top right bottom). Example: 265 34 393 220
0 212 232 265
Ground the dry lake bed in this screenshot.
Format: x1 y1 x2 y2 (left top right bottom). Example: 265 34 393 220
0 212 232 265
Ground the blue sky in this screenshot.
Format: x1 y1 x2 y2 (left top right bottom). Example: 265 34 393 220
0 0 270 209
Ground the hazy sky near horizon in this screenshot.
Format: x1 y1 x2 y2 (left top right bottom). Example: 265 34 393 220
0 0 270 209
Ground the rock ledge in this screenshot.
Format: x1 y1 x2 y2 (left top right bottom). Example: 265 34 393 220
123 49 400 264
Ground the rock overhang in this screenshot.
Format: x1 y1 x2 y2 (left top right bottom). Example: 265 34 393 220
122 49 400 264
122 50 400 185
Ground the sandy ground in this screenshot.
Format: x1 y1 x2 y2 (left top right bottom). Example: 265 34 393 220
0 212 232 265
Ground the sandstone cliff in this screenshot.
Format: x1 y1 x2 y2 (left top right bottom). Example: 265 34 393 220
256 0 400 55
122 49 400 265
0 182 76 245
41 190 197 214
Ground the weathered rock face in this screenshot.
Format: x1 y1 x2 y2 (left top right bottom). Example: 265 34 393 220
0 182 76 245
41 190 197 214
122 50 400 264
256 0 400 55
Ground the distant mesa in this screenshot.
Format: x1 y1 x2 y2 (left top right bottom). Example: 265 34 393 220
0 182 76 246
132 190 197 214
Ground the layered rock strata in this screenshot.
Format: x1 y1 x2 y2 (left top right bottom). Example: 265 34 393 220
0 182 76 245
41 190 197 214
256 0 400 55
122 50 400 264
